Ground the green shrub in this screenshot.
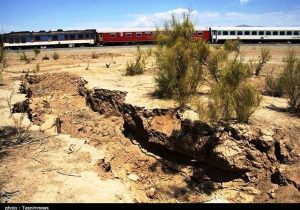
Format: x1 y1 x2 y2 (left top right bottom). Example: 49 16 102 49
155 14 204 107
281 50 300 110
210 59 261 123
125 46 151 76
52 52 60 60
20 52 30 63
233 83 262 123
33 64 40 73
265 70 284 97
255 47 272 76
0 70 3 85
0 39 7 85
224 39 240 54
210 83 233 122
0 42 5 64
33 47 40 58
155 13 194 47
126 61 144 75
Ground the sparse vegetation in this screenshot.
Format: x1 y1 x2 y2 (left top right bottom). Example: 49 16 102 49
255 47 272 76
20 51 31 63
209 58 261 123
233 83 262 123
0 36 5 65
0 36 6 85
224 39 241 55
154 14 261 118
0 70 3 85
126 46 151 76
281 49 300 110
33 64 40 74
5 90 32 142
265 70 284 97
34 47 41 58
42 54 49 60
52 52 60 60
6 89 14 118
155 14 204 107
12 113 32 143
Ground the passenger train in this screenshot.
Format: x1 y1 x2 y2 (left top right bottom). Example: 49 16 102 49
2 26 300 49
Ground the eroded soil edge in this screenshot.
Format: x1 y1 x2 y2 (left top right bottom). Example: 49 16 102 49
15 72 300 202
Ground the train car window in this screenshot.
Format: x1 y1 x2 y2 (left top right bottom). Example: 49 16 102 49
136 32 142 37
197 31 204 36
280 31 285 35
35 36 40 41
85 34 90 39
145 32 152 36
21 37 26 43
110 33 116 38
237 31 243 35
245 31 250 35
14 38 20 43
70 34 75 40
9 38 14 43
78 34 84 39
126 32 132 37
266 31 271 35
259 31 264 35
218 31 221 35
230 31 236 35
294 31 299 35
287 31 292 35
273 31 278 35
52 35 58 41
65 35 69 40
251 31 257 35
223 31 228 35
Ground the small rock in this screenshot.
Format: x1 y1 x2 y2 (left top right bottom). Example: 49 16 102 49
146 188 156 199
267 184 278 196
273 128 285 141
128 174 140 182
78 127 85 132
101 131 109 137
260 129 274 137
97 157 112 172
40 115 61 135
241 187 261 195
258 135 274 149
271 168 289 186
270 192 276 199
102 162 111 172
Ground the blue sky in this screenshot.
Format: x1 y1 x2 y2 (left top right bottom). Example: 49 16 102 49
1 0 300 32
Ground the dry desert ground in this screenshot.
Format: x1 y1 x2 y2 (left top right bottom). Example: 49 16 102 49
0 44 300 203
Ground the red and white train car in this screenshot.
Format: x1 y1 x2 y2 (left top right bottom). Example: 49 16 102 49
99 28 155 45
192 27 211 42
97 27 211 45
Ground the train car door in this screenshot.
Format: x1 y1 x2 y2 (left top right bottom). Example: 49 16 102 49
98 33 103 45
212 30 218 43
